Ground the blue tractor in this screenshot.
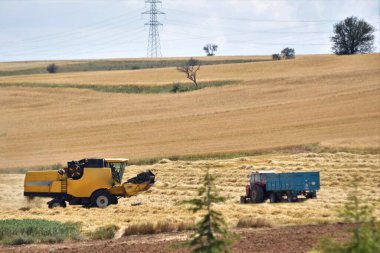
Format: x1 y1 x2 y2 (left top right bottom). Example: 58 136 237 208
240 171 320 203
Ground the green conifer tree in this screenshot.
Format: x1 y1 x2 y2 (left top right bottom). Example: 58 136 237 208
180 168 232 253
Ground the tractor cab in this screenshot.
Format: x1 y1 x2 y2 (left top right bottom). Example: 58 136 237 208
104 158 127 183
67 158 128 182
250 171 275 186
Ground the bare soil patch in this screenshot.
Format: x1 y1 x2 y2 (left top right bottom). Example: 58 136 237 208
0 223 352 253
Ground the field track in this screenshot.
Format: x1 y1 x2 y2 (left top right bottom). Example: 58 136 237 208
0 54 379 169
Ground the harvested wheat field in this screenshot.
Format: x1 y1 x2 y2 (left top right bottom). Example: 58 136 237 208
0 152 379 233
0 53 379 252
0 54 377 85
0 54 379 169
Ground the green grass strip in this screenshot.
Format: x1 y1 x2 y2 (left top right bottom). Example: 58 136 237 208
0 58 272 77
0 80 239 94
0 219 81 245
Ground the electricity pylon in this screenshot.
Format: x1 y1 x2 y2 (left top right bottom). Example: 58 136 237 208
142 0 165 57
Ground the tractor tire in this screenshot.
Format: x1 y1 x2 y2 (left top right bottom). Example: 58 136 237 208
250 185 264 203
91 190 112 208
48 199 66 209
240 196 247 204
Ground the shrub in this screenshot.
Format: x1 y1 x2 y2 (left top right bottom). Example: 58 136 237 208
88 225 119 240
0 219 81 245
46 63 58 73
237 217 272 228
123 221 192 236
171 83 181 93
123 222 156 236
272 54 281 60
156 221 176 233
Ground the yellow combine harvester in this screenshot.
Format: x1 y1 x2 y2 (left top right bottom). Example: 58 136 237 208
24 158 155 208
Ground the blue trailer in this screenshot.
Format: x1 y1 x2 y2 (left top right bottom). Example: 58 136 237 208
240 171 320 203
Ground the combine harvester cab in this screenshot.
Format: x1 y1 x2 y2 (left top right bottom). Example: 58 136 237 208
240 171 320 204
24 158 155 208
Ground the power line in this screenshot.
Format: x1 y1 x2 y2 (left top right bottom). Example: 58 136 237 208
162 7 340 23
0 6 145 47
142 0 165 57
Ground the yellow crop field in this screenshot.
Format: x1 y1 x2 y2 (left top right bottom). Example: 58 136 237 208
0 152 379 232
0 53 379 251
0 54 377 86
0 54 379 169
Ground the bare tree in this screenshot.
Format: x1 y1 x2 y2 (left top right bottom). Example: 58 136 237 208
176 58 201 88
203 44 218 56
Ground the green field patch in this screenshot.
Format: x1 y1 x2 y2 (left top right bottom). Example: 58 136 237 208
0 58 271 76
0 80 239 94
0 219 81 245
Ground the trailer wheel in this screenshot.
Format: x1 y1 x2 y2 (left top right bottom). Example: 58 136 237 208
287 193 293 202
251 185 264 203
287 193 298 202
240 196 247 204
48 199 66 209
269 193 277 203
91 190 112 208
306 192 317 199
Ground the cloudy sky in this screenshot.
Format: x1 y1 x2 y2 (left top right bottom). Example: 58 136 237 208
0 0 379 61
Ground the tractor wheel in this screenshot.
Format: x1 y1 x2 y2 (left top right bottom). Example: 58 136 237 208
48 199 66 209
91 190 112 208
250 185 264 203
269 193 277 203
240 196 247 204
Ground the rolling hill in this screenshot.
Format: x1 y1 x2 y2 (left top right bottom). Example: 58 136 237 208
0 54 379 169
